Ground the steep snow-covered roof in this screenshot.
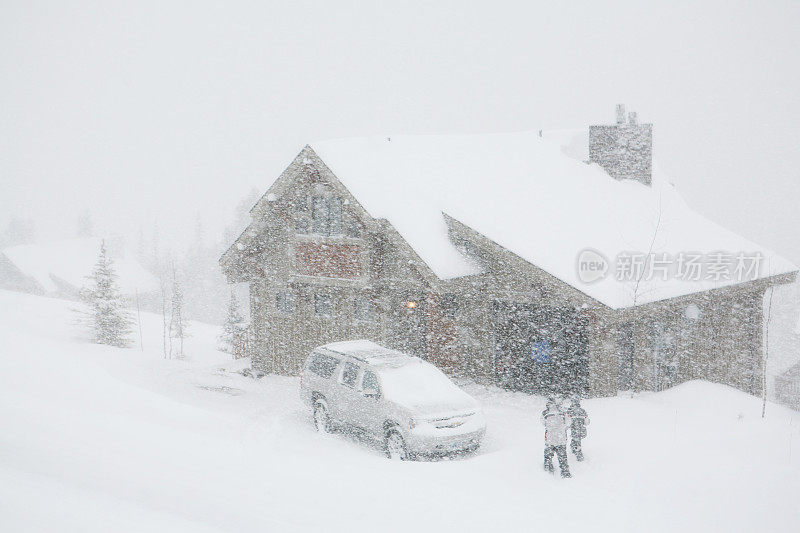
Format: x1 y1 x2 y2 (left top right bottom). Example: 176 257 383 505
1 238 158 296
311 130 796 309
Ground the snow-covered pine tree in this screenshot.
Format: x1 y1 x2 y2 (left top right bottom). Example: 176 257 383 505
83 240 133 348
77 210 93 237
169 266 189 358
161 277 170 359
218 289 247 356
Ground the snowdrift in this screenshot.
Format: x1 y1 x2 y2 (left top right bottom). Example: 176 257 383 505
1 289 798 532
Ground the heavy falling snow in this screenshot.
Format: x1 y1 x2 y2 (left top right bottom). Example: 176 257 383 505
1 289 799 532
3 2 800 533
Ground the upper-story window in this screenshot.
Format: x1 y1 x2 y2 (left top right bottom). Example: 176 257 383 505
311 196 325 233
294 194 311 233
295 218 310 233
311 196 343 236
328 197 342 235
345 217 362 238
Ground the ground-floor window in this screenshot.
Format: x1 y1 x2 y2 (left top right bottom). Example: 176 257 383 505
276 290 294 313
314 293 332 317
440 293 457 319
353 296 375 322
617 322 634 391
651 321 677 391
492 301 588 396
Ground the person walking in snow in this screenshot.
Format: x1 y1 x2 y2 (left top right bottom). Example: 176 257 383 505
567 397 589 461
541 398 571 478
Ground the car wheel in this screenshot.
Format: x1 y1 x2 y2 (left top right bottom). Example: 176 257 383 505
313 401 330 434
462 443 481 455
385 429 408 461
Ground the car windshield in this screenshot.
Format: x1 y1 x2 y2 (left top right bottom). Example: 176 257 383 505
377 359 474 413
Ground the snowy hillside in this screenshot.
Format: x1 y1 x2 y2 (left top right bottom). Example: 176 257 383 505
1 237 158 296
1 289 799 532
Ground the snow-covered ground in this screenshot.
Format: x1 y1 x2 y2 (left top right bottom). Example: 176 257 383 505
1 289 799 532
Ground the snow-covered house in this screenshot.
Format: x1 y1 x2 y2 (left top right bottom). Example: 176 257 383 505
0 237 158 300
220 106 797 397
775 362 800 410
772 307 800 410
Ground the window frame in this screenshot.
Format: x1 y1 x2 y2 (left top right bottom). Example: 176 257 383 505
339 362 360 388
276 289 295 314
310 195 345 237
440 293 458 319
328 196 343 236
294 216 310 234
345 217 362 238
353 296 375 322
360 369 381 396
308 352 340 378
311 195 328 235
314 292 333 318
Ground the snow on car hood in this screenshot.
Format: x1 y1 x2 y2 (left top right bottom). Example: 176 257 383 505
377 359 479 415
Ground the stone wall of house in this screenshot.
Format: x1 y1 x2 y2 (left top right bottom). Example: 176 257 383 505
614 283 767 395
226 147 788 403
586 317 619 397
241 155 436 375
441 211 781 398
440 278 495 383
775 369 800 410
443 213 620 396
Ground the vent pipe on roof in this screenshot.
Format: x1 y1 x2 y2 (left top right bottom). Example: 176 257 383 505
616 104 626 125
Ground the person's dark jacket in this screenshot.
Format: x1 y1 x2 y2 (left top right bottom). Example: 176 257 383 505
567 405 589 439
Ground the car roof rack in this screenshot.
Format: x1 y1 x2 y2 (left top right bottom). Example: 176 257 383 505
321 340 412 367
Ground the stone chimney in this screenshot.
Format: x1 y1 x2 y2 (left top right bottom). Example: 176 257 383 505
589 105 653 186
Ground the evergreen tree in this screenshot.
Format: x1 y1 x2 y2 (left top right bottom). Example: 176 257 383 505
1 216 36 247
169 266 189 358
83 241 132 347
218 290 247 356
77 210 93 237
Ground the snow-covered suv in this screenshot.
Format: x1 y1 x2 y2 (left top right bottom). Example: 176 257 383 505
300 340 486 460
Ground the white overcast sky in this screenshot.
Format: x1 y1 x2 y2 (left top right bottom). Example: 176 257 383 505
2 1 799 263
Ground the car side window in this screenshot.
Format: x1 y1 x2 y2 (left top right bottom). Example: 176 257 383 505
308 353 339 378
361 370 380 395
340 362 359 388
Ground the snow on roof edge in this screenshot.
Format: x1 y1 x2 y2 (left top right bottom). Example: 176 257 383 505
306 129 797 308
